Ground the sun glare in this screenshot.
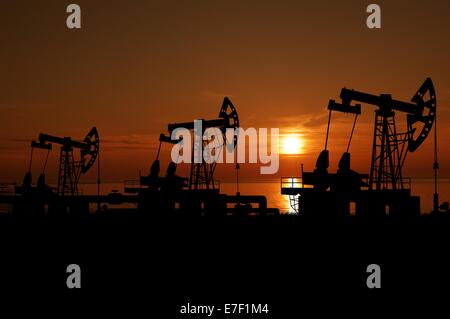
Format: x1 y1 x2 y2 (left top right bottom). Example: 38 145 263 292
281 135 303 155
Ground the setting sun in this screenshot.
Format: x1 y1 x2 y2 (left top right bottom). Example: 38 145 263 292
280 135 304 155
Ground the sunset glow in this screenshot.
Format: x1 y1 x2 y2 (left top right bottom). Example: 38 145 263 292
280 135 303 155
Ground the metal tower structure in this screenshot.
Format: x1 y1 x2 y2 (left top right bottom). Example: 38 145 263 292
157 97 239 190
31 127 100 196
328 78 436 190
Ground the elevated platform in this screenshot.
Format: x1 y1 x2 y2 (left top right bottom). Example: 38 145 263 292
280 177 304 195
281 175 417 219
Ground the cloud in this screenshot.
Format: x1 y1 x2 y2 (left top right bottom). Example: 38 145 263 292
268 112 341 130
101 134 158 151
0 145 18 151
301 113 330 128
0 139 27 151
2 135 160 152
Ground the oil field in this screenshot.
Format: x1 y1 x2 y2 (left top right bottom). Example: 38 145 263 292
0 79 448 223
2 1 450 313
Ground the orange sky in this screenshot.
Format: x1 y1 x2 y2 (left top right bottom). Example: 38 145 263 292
1 0 450 184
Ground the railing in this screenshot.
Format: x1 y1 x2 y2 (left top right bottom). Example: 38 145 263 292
280 177 303 189
193 179 221 190
361 176 370 190
281 175 413 191
365 177 412 190
124 179 221 191
124 179 142 190
403 177 412 189
0 183 16 195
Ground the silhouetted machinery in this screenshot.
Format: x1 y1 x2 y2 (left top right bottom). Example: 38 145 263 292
282 78 436 219
27 127 100 196
133 97 276 215
158 96 239 191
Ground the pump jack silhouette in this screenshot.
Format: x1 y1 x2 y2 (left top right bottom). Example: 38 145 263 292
282 78 445 219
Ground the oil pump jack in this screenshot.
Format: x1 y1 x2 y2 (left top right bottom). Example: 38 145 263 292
282 78 437 219
328 78 436 191
27 127 100 196
133 97 276 215
157 96 239 191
